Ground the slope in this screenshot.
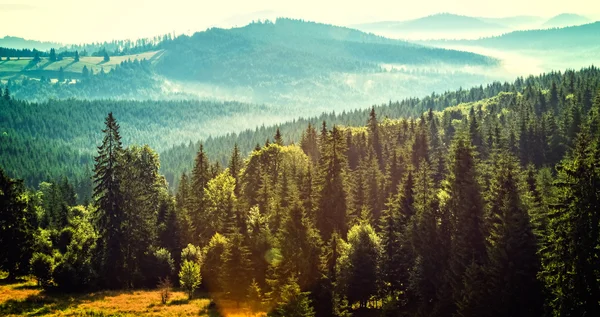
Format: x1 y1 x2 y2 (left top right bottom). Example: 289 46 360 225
427 22 600 50
155 18 497 85
541 13 591 28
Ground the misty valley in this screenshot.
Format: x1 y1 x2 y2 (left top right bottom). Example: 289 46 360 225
1 7 600 317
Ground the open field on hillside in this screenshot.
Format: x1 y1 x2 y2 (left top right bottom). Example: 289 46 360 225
0 51 162 80
0 275 264 317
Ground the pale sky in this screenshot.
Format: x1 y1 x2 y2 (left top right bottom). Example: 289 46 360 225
1 0 599 43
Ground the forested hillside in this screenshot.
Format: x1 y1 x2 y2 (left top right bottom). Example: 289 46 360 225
2 18 500 112
2 67 599 192
430 21 600 50
156 18 496 85
2 65 599 316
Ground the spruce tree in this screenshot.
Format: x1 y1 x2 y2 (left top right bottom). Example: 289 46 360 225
316 126 348 240
0 168 35 280
190 144 211 244
540 124 600 316
483 154 542 317
93 112 125 288
443 134 486 311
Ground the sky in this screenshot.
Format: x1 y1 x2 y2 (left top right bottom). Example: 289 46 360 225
1 0 599 43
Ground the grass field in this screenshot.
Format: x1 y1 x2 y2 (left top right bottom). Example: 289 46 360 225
0 275 265 317
0 50 162 80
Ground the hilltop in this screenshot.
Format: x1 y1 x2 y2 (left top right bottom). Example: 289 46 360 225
354 13 507 32
155 18 496 84
541 13 591 28
426 22 600 50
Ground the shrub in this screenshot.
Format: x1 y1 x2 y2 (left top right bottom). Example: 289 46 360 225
158 277 172 304
179 260 201 299
30 252 54 287
180 244 202 264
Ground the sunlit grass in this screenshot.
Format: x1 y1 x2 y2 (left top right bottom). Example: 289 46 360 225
0 50 162 77
0 275 228 316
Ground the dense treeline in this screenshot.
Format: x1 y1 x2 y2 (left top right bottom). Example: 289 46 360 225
0 47 46 59
0 89 278 187
1 66 599 316
3 66 600 191
6 58 162 101
160 66 600 186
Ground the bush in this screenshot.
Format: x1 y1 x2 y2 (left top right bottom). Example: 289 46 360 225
30 252 54 287
181 244 202 264
179 260 201 299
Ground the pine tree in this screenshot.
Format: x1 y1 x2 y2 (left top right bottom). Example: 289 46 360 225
368 107 383 168
443 134 486 311
190 144 211 245
49 48 57 61
278 184 322 291
316 126 348 240
481 154 542 317
93 112 125 288
409 160 442 313
275 128 284 146
540 124 600 316
301 123 320 164
202 233 228 293
0 168 35 280
221 230 253 305
228 143 243 196
119 145 163 287
269 275 316 317
74 50 80 62
337 222 381 308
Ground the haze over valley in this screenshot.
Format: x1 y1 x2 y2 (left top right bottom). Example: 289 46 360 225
1 2 600 316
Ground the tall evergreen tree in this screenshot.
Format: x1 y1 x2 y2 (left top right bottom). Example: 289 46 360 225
93 112 125 288
540 124 600 317
316 126 348 240
0 168 35 280
443 134 486 312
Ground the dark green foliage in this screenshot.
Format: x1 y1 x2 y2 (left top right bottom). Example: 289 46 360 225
0 168 36 280
337 222 381 308
30 252 54 287
3 66 600 317
221 230 253 304
93 112 125 289
540 120 600 316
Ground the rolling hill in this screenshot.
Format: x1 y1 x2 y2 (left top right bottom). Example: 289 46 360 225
0 36 62 51
155 18 497 85
478 15 544 29
2 18 501 112
355 13 507 32
426 22 600 50
541 13 591 28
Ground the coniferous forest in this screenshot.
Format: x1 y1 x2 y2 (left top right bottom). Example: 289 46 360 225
2 64 600 316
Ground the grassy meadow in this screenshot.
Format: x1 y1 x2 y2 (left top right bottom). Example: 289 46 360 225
0 273 264 317
0 51 162 81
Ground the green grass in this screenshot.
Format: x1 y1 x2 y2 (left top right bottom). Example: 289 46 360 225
0 50 162 79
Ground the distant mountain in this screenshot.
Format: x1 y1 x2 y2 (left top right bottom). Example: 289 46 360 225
478 16 545 29
541 13 590 28
426 22 600 50
355 13 507 32
0 36 62 51
156 18 497 85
